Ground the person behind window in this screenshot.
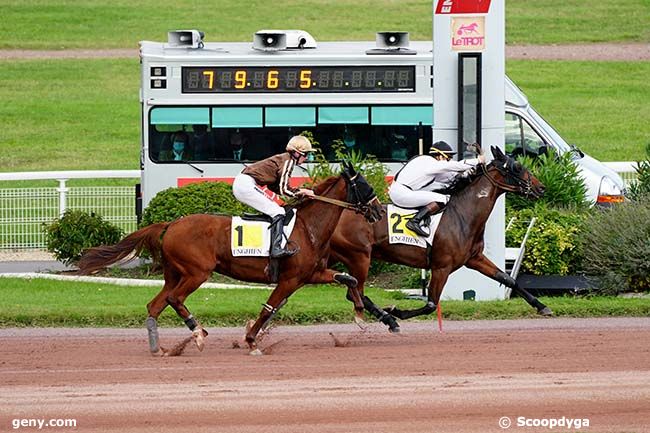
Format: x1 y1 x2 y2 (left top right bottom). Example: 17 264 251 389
232 135 315 258
158 132 193 161
191 124 213 160
389 140 485 237
230 129 247 161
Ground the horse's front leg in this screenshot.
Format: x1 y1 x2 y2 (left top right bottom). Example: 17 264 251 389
307 268 366 326
466 253 552 316
245 280 301 355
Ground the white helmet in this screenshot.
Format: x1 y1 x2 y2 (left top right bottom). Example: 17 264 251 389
286 135 314 153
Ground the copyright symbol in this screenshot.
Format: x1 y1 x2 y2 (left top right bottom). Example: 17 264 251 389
499 416 511 429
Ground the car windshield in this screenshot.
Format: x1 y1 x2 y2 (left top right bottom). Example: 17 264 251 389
527 106 573 154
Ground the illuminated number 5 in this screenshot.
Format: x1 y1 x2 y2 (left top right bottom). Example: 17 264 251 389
267 70 279 89
202 70 214 89
300 70 311 89
390 213 404 234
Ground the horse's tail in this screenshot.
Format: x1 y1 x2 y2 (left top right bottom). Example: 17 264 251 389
76 222 169 275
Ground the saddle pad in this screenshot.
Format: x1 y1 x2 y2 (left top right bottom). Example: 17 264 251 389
387 204 443 248
231 214 298 257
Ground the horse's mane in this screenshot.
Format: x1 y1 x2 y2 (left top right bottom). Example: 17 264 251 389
443 164 485 196
289 175 341 210
312 176 340 195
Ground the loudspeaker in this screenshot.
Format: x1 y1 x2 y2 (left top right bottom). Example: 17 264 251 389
375 32 410 49
253 32 287 52
167 30 204 49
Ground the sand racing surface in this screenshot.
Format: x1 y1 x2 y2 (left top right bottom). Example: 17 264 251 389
1 317 650 432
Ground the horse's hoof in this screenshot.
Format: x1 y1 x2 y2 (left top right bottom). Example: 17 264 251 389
538 307 553 317
249 348 264 356
389 325 401 334
192 330 205 351
353 316 367 331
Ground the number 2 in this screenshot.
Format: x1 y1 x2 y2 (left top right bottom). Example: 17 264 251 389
390 213 404 234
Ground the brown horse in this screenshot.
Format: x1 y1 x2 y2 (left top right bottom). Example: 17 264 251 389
329 146 550 333
77 162 383 355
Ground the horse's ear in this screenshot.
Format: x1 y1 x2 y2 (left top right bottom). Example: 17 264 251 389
491 146 505 160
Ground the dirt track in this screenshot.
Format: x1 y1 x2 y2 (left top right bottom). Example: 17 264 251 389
1 318 650 432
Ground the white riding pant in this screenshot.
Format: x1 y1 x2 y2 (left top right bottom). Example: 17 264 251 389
232 174 285 218
388 182 449 208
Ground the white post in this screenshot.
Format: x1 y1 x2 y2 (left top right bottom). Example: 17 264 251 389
433 0 506 300
57 179 69 217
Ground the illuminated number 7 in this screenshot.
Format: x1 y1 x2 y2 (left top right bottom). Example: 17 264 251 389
235 225 244 246
202 70 214 89
390 213 404 234
300 70 311 88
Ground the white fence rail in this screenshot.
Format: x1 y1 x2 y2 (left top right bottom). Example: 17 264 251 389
0 171 140 250
0 163 640 250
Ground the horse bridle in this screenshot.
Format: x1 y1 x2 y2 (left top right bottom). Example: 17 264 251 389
480 159 536 196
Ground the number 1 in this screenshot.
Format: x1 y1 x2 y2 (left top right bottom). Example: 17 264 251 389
235 225 243 246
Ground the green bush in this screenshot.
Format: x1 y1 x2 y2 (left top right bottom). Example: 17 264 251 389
141 181 254 226
579 200 650 294
44 210 123 265
628 143 650 202
506 204 587 275
507 152 589 210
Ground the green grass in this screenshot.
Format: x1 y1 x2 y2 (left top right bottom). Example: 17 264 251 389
1 58 648 173
0 59 140 172
1 0 648 49
1 277 649 327
507 60 650 161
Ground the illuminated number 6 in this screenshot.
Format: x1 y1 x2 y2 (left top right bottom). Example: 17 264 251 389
267 70 279 89
300 70 312 89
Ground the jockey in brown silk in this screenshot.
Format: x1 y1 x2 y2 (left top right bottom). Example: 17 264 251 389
232 135 315 258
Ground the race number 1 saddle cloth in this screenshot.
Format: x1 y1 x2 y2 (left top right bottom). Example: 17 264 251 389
231 212 298 257
387 204 443 248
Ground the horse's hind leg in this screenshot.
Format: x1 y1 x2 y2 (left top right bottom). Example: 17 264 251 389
145 270 179 354
167 273 211 351
466 253 552 316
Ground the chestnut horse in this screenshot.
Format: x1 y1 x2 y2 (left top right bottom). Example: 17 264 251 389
78 162 383 355
329 146 551 333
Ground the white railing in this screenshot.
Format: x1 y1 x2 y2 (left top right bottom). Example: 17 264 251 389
0 170 140 250
0 163 641 250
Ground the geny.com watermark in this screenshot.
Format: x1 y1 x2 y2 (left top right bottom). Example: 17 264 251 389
499 416 590 429
11 419 77 430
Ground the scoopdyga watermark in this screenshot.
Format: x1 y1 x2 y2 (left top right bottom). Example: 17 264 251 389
499 416 590 429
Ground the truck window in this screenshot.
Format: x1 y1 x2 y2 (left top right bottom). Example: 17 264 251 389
505 112 548 158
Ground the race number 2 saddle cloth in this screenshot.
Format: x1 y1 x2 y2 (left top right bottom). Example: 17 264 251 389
387 204 443 248
231 211 298 257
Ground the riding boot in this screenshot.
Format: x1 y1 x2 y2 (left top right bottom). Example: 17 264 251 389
406 202 442 237
269 215 296 259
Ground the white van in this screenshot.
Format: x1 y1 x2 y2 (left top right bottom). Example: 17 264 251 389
505 77 626 205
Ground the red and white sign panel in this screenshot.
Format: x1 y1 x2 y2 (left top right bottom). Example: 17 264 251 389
435 0 492 14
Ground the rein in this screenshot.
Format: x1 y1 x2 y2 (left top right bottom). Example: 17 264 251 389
310 194 361 211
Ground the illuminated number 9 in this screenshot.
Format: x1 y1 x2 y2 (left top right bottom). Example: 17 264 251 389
235 70 247 89
267 70 279 89
300 70 312 89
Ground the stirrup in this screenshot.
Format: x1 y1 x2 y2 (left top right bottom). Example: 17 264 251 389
406 219 430 237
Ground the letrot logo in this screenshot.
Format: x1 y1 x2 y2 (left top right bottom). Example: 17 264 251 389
451 17 485 51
